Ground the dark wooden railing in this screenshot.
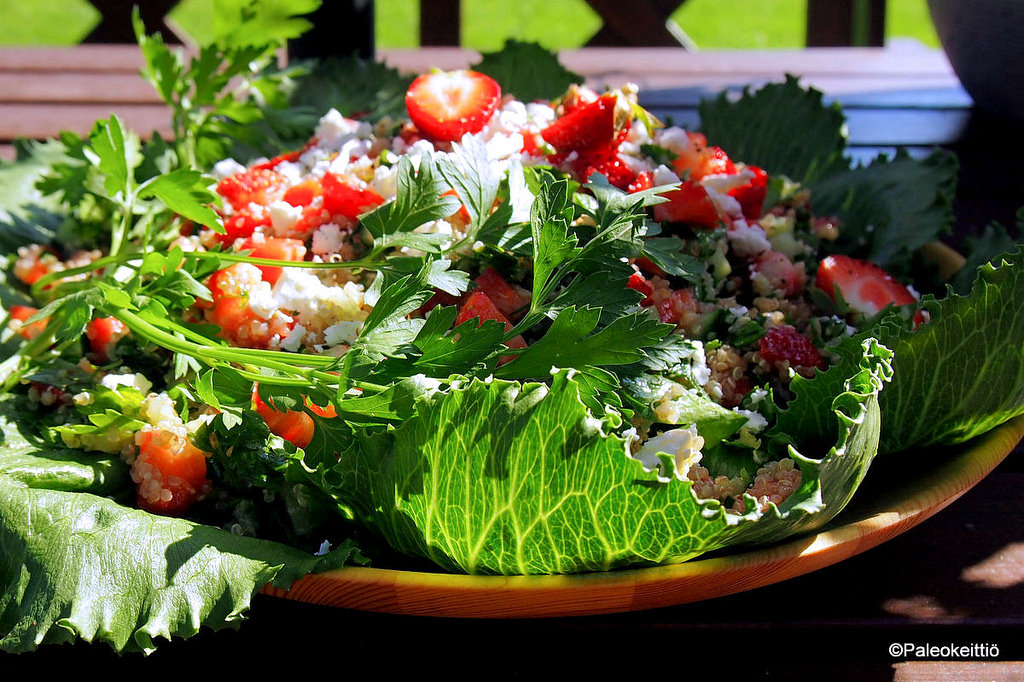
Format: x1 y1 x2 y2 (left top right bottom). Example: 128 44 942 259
68 0 888 53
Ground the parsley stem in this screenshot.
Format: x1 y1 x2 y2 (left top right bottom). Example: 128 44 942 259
111 308 341 384
30 254 141 299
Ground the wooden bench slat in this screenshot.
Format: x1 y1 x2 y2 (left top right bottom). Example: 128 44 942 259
0 45 148 73
0 73 160 104
0 103 171 140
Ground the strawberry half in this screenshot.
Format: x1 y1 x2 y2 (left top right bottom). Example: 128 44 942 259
541 92 631 152
816 254 919 319
405 69 502 143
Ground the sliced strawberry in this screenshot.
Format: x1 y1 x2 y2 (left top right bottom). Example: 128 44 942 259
282 178 322 207
627 272 654 305
237 236 307 285
671 132 736 180
759 325 825 371
652 180 724 229
751 250 806 297
455 290 527 360
655 287 699 325
541 92 630 152
628 170 655 193
132 428 209 516
85 316 129 364
8 304 47 340
251 150 302 172
218 207 272 244
321 172 386 221
473 267 529 319
571 144 637 190
816 254 919 320
217 168 286 211
405 69 502 143
730 166 769 220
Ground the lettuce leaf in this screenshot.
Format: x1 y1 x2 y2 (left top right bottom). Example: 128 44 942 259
0 401 357 654
300 342 890 575
873 247 1024 452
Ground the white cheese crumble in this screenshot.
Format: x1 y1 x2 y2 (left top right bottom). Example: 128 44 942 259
634 425 706 482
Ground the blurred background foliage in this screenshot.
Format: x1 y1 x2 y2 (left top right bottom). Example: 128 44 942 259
0 0 939 50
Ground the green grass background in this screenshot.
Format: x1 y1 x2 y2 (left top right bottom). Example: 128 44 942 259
0 0 939 50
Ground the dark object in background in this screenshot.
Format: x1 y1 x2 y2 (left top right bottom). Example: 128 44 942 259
928 0 1024 124
288 0 375 60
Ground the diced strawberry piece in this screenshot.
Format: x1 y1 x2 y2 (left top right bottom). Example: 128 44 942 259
282 179 322 207
759 325 825 371
85 316 128 364
321 172 385 221
730 166 769 220
541 93 629 152
132 428 209 516
237 236 307 285
30 381 70 407
627 272 654 305
414 288 463 317
218 207 272 244
816 254 920 321
653 180 724 229
751 250 806 297
9 304 47 340
473 267 529 318
656 287 698 325
634 257 666 277
571 144 637 190
405 69 502 143
442 188 472 222
671 132 736 180
217 168 285 211
251 150 302 171
455 290 527 359
628 170 655 193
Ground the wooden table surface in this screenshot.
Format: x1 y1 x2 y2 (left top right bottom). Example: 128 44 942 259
2 41 1023 680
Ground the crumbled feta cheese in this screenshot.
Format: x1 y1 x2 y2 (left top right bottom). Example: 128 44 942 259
213 158 247 181
634 425 706 482
727 220 772 257
247 281 278 319
280 323 308 352
311 223 346 255
324 320 362 346
100 372 153 394
269 200 304 233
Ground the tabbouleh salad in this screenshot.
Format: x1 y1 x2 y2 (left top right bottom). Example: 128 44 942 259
2 8 1024 655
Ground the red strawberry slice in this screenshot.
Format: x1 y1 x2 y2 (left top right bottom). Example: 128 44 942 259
455 290 527 362
672 132 736 180
541 92 630 152
729 165 768 220
237 236 307 285
571 144 637 190
759 325 825 371
321 172 385 220
217 168 286 211
472 267 529 319
816 254 919 319
405 69 502 143
219 207 272 244
652 180 724 229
